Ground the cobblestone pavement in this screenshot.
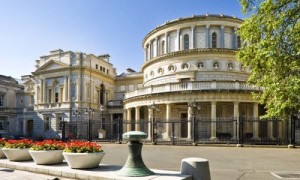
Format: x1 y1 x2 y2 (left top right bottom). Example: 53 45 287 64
0 167 74 180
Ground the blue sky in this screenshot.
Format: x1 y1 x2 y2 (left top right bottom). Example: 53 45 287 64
0 0 244 79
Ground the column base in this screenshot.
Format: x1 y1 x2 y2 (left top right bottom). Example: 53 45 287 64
210 137 218 142
236 144 243 147
288 144 295 148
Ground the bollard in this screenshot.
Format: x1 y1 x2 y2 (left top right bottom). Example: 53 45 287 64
180 157 211 180
117 131 154 177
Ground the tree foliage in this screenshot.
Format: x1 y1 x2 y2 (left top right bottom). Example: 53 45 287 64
238 0 300 118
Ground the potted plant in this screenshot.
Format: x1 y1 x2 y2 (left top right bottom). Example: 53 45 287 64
2 139 33 161
0 138 6 158
63 141 105 169
29 140 65 165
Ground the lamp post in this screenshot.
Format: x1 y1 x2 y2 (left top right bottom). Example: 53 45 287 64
85 108 94 141
148 102 160 145
73 109 81 138
188 100 201 145
100 105 105 130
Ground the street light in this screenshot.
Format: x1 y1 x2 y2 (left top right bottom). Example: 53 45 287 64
148 102 160 145
85 108 94 141
100 105 105 130
72 109 81 138
188 100 201 145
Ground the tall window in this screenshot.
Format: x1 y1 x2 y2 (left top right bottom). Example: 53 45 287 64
212 32 217 48
55 85 59 103
100 84 105 105
0 95 4 106
161 40 165 55
237 36 241 48
184 34 189 50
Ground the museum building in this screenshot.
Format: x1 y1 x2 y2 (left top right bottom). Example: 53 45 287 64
0 14 293 143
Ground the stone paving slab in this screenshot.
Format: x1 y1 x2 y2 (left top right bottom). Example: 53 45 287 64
0 159 191 180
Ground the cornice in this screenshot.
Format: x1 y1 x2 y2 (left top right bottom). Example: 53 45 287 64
141 48 237 71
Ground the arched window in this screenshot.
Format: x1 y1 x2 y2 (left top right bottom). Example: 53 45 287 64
184 34 189 50
54 84 59 103
212 32 217 48
237 36 241 48
161 41 165 55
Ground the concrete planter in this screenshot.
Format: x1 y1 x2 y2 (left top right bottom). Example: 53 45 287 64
63 152 105 169
29 150 64 165
0 147 6 158
2 148 32 161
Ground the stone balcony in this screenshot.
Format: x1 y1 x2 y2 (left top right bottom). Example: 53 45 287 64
125 81 262 99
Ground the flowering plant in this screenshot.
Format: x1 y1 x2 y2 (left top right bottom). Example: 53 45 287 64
64 141 103 153
4 139 33 149
0 138 6 147
30 140 65 151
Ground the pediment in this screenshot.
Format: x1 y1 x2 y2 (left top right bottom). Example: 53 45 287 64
36 60 68 72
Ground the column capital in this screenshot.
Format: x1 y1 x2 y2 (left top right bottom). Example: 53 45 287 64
234 101 240 105
234 27 238 31
211 101 217 105
206 24 210 28
221 25 225 29
191 25 195 29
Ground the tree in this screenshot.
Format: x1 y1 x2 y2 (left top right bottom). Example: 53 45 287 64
238 0 300 118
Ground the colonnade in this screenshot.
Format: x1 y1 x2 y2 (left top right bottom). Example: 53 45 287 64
123 101 283 141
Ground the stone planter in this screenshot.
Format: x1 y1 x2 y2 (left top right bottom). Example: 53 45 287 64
2 148 32 161
63 152 105 169
29 150 64 165
0 147 6 158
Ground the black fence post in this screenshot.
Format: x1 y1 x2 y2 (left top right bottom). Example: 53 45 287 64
172 122 175 145
289 114 296 145
117 118 122 144
61 121 66 142
193 117 197 145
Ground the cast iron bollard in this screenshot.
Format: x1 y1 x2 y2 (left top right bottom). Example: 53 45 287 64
117 131 154 177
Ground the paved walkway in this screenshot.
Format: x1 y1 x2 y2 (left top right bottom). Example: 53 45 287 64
100 144 300 180
1 144 300 180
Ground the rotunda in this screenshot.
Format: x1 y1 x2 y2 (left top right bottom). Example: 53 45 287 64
123 14 263 141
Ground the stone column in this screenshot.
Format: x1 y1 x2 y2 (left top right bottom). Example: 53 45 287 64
43 79 46 103
166 103 171 139
149 42 152 59
210 101 217 140
165 32 168 53
206 24 210 48
123 109 127 133
268 120 274 139
233 102 239 139
220 25 225 48
187 106 193 139
127 108 132 132
191 26 195 49
177 29 181 51
147 108 154 140
135 106 141 131
144 48 147 62
63 76 68 102
253 103 259 139
68 75 71 102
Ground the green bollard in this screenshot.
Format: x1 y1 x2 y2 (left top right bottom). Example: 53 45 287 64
117 131 154 177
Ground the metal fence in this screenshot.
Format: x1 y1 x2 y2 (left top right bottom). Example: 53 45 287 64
61 116 300 146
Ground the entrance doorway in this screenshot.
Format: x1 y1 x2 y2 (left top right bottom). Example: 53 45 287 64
181 113 188 138
27 120 33 136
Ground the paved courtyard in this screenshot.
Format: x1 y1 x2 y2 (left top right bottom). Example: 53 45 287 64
101 144 300 180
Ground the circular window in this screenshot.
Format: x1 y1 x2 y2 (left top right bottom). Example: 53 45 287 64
168 65 176 72
227 62 234 70
198 62 205 69
157 67 164 75
213 62 219 69
150 71 154 77
181 63 189 70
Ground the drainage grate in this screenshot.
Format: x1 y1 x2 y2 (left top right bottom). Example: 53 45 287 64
272 172 300 179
